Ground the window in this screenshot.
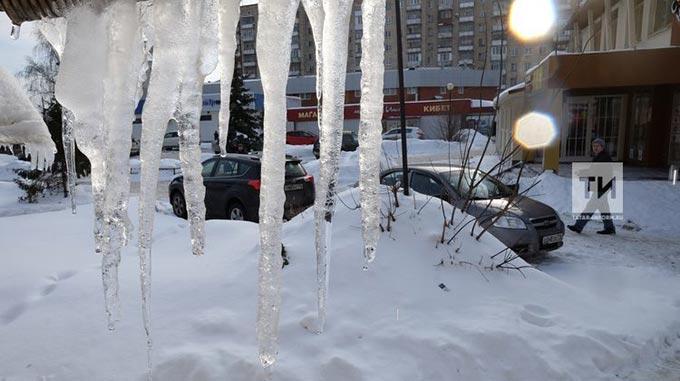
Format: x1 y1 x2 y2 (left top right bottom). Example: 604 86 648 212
384 88 397 95
200 114 212 121
214 160 243 177
407 52 422 64
410 172 444 198
202 159 217 177
634 0 644 42
651 0 673 34
380 171 403 187
407 87 418 95
285 161 307 178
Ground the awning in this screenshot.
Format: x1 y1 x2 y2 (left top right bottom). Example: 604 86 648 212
527 47 680 91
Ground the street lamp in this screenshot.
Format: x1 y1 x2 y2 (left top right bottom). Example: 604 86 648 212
446 82 455 140
394 0 410 196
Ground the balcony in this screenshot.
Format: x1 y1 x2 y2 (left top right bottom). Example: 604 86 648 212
406 3 421 10
242 49 255 55
458 59 473 65
406 33 422 39
407 47 422 53
406 18 422 25
243 61 257 67
459 16 474 22
458 45 474 51
458 31 474 37
240 23 254 29
438 32 453 38
459 1 474 8
491 39 507 46
492 8 508 16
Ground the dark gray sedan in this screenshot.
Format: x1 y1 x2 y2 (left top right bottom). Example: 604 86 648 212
380 164 564 257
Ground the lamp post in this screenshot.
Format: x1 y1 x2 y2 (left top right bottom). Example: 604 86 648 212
446 82 454 141
394 0 409 195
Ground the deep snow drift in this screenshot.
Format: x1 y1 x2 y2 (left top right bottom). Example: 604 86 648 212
1 186 679 380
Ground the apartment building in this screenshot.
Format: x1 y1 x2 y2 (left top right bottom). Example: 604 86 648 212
235 0 574 87
496 0 680 170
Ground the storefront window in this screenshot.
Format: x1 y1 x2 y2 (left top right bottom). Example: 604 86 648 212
592 96 623 158
670 92 680 165
629 94 652 162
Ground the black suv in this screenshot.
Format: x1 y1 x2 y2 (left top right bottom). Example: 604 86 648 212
313 131 359 159
169 154 315 222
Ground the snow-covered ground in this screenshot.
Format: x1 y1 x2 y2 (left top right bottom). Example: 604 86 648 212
1 142 680 380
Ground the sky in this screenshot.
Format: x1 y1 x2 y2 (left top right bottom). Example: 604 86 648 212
0 17 37 77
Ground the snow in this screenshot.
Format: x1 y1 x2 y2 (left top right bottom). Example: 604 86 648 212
1 185 680 380
0 68 56 170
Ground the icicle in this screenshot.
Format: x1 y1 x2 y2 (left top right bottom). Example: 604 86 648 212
358 0 386 266
217 0 240 156
56 0 144 330
39 18 76 213
313 0 353 333
255 0 300 369
62 110 77 213
300 0 324 112
10 24 20 40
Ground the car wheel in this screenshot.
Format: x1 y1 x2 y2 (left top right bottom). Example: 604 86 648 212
171 192 187 219
227 201 246 221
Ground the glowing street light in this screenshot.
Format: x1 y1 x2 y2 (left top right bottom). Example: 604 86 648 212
513 112 557 149
508 0 556 42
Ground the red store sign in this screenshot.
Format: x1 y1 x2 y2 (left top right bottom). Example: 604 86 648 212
287 99 493 122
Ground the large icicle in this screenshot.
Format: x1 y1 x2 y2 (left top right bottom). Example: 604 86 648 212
180 0 218 257
56 0 143 330
313 0 353 333
38 19 77 214
300 0 324 109
358 0 386 265
255 0 300 369
217 0 240 156
57 5 110 260
137 0 217 375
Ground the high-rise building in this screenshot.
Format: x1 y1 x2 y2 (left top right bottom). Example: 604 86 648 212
235 0 574 87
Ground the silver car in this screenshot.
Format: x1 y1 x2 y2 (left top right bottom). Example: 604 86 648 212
380 164 565 257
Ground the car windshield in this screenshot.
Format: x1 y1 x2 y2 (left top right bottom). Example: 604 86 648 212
285 161 306 178
444 169 511 200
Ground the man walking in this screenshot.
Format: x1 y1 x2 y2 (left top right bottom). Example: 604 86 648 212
567 138 616 235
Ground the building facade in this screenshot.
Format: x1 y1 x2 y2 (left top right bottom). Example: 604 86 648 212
235 0 574 87
496 0 680 170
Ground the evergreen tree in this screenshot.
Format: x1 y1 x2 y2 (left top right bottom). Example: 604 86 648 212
223 67 262 153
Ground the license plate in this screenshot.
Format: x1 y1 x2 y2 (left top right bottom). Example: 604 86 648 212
542 233 563 245
284 183 304 191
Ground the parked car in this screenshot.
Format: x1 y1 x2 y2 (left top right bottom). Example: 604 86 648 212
380 164 564 257
162 131 179 151
130 138 140 156
169 154 315 221
312 131 359 159
382 127 424 140
286 130 318 145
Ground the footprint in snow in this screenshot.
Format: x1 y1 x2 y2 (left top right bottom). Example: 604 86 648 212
520 304 556 328
0 269 79 325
